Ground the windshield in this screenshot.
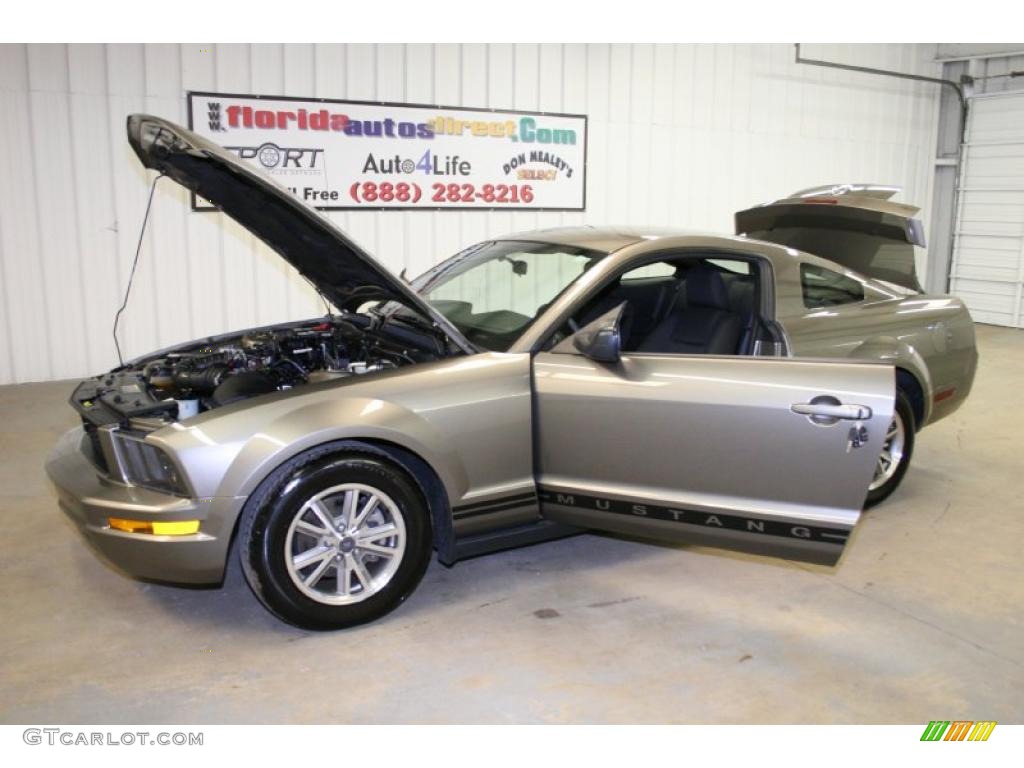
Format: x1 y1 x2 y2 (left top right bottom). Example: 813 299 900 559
412 240 606 351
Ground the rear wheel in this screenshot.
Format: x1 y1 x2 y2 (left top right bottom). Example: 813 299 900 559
239 452 432 630
864 391 915 508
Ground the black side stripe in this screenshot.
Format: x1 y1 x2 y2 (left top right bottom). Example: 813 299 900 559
454 495 540 520
453 499 538 520
453 491 536 515
538 488 850 545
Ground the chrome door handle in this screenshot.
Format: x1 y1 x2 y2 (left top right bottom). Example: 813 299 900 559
791 402 872 421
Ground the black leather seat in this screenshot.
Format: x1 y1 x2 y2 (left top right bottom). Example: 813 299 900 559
575 276 675 350
637 265 743 355
725 275 757 355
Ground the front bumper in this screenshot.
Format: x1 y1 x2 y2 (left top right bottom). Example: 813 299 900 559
46 427 236 585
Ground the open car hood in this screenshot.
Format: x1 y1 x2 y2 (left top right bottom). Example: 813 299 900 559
735 184 925 291
126 114 473 353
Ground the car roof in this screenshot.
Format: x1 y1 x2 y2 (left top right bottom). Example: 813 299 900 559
493 226 722 253
489 226 817 266
487 225 909 288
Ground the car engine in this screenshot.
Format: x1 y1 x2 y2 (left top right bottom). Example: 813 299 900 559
70 316 436 428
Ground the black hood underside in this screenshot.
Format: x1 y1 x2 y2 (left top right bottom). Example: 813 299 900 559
126 114 472 353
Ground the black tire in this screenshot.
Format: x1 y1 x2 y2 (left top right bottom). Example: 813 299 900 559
238 450 432 630
864 390 916 509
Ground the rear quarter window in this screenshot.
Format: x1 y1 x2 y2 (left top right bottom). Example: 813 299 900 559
800 264 864 309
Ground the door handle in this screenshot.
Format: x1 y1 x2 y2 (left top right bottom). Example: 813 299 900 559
791 402 872 422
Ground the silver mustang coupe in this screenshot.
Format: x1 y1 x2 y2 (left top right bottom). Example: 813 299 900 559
46 116 977 629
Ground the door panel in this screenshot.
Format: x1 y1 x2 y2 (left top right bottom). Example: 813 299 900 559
533 352 893 565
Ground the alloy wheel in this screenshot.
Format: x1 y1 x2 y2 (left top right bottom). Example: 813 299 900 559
869 411 906 492
284 483 406 605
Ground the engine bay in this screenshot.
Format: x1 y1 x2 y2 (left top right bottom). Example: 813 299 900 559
71 315 440 428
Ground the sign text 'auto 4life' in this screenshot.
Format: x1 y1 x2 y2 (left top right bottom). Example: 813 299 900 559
188 92 587 211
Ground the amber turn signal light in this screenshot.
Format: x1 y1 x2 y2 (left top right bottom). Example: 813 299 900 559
108 518 200 535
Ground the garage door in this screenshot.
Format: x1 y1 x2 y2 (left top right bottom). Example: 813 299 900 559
949 91 1024 327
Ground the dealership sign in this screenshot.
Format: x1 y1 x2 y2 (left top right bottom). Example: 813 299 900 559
187 91 587 211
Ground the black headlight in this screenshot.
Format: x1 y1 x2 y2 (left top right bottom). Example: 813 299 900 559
113 433 189 496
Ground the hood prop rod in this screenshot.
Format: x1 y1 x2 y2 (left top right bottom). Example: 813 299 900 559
113 173 163 367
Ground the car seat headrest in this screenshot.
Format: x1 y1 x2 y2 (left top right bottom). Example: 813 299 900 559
685 265 731 311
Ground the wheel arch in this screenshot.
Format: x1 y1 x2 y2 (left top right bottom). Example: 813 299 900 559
847 336 932 429
226 437 456 573
208 395 466 497
894 367 924 431
206 396 470 573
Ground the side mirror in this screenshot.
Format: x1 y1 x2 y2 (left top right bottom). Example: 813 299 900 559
553 302 629 363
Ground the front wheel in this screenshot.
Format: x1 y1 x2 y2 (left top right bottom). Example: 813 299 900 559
864 391 915 509
239 452 432 630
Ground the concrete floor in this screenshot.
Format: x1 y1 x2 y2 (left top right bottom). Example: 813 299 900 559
0 324 1021 724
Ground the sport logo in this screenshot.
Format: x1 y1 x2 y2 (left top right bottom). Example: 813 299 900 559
225 143 323 171
920 721 997 741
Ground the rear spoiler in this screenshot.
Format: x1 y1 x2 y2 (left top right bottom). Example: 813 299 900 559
735 184 925 291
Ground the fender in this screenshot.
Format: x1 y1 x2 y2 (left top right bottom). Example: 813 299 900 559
214 397 467 505
148 394 469 571
150 351 534 525
848 335 933 425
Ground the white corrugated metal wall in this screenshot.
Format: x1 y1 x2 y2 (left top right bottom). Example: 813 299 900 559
0 43 940 385
946 53 1024 327
950 91 1024 326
